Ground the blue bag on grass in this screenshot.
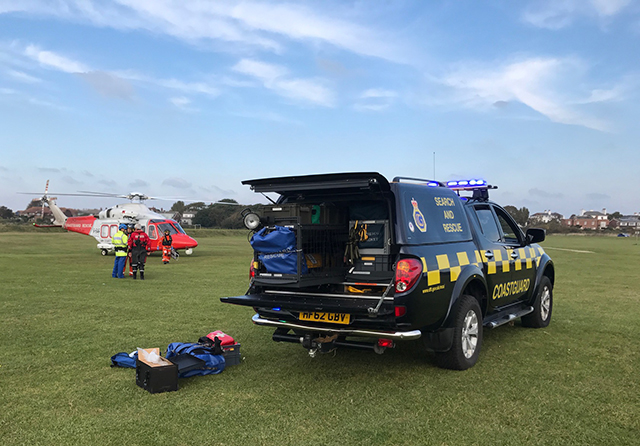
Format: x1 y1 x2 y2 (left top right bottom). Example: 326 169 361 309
110 351 137 368
165 342 225 378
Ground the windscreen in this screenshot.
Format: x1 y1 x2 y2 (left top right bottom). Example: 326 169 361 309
157 222 179 235
393 183 472 245
172 222 186 234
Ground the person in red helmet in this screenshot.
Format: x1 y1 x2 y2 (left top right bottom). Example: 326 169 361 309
128 223 151 280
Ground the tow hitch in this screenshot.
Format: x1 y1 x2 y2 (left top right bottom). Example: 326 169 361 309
272 328 395 356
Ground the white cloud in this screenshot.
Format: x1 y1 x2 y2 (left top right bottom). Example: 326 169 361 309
590 0 631 16
28 97 69 111
129 179 149 189
232 58 335 107
24 44 89 73
438 57 611 131
155 78 219 97
233 59 288 83
162 177 192 189
354 88 398 112
225 2 404 62
1 0 405 63
360 89 398 99
12 42 219 100
522 0 632 29
7 69 42 83
169 96 198 112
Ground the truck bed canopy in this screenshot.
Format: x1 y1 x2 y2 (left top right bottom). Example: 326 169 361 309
242 172 390 196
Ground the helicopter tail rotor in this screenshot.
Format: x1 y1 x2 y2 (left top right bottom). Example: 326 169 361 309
40 179 50 220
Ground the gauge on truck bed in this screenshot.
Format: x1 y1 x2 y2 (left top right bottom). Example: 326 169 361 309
221 172 554 370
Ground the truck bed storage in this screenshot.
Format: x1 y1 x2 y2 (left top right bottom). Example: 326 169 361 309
251 203 393 288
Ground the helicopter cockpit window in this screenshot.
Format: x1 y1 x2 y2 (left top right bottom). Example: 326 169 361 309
157 223 178 235
173 223 186 234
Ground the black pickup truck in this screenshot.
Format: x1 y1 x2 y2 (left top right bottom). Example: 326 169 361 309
221 173 554 370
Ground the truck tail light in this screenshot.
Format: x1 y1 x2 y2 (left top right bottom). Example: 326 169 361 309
378 338 394 348
395 258 422 293
250 259 256 280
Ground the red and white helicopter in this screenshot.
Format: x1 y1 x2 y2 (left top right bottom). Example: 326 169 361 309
27 181 199 256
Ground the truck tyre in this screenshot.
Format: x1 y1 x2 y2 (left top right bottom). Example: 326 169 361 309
521 276 552 328
101 249 108 256
435 295 483 370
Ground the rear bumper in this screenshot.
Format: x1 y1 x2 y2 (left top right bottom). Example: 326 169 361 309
251 313 422 341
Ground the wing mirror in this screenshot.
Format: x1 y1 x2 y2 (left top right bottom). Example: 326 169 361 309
525 228 545 245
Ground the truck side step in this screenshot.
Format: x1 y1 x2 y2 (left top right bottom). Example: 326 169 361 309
484 305 534 329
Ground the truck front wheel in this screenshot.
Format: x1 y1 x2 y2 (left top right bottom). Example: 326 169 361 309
435 295 483 370
521 276 553 328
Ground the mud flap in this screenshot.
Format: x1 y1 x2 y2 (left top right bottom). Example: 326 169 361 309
422 328 454 352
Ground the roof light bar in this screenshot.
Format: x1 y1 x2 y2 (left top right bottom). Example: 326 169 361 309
447 179 487 190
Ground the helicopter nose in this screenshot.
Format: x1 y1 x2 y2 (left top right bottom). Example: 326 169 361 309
173 233 198 249
186 235 198 248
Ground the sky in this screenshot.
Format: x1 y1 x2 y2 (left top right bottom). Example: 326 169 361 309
1 0 639 217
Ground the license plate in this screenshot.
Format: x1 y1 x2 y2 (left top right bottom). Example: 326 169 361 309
299 311 351 325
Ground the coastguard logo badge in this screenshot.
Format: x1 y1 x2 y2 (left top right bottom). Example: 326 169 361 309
411 198 427 232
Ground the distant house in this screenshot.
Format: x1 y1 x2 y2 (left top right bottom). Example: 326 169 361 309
581 209 608 221
181 212 195 225
159 212 180 221
17 206 77 222
562 208 610 230
610 215 640 230
529 210 563 224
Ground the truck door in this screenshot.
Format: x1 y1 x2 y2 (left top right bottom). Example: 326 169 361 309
492 205 537 303
469 205 519 308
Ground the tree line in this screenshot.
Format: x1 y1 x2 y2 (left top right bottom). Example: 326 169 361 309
170 200 260 229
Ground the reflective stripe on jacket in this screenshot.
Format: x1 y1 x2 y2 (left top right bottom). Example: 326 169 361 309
112 230 129 257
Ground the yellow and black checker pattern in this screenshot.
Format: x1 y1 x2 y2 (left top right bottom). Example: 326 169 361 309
420 246 545 287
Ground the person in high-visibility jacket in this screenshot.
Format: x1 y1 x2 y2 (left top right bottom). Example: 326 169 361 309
161 229 173 264
111 223 129 278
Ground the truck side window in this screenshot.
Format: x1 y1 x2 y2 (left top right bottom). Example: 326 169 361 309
494 207 521 245
475 208 501 242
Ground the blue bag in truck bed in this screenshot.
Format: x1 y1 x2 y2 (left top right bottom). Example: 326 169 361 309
250 226 308 275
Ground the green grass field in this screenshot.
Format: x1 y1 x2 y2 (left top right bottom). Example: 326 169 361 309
1 230 638 445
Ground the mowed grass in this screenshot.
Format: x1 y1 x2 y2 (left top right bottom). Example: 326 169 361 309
1 231 638 446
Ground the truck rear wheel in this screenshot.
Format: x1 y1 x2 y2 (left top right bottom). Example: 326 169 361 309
435 295 483 370
521 276 552 328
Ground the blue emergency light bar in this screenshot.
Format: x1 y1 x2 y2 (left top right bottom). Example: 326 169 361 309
447 179 487 190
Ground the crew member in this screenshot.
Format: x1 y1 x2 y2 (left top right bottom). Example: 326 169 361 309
161 229 173 264
123 224 134 277
128 223 151 280
111 223 129 279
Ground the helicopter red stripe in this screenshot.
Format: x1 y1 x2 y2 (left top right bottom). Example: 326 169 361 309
64 216 96 235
